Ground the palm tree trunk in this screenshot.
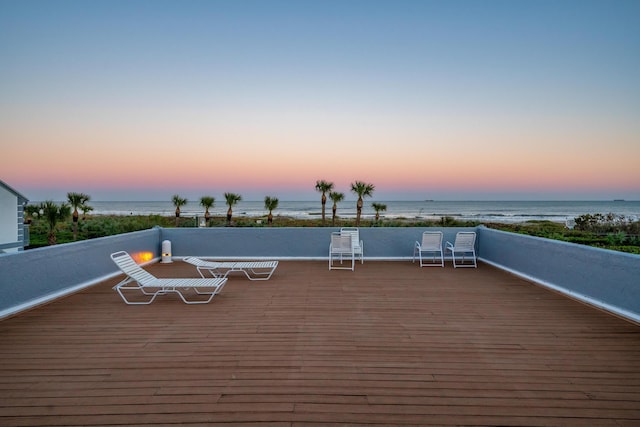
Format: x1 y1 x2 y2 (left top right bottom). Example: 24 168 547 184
227 208 233 225
321 194 327 225
356 198 363 227
72 209 79 240
332 204 337 226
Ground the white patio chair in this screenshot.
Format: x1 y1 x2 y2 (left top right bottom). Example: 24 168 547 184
413 231 444 267
183 257 279 280
111 251 227 304
340 227 364 264
329 232 355 270
445 232 477 268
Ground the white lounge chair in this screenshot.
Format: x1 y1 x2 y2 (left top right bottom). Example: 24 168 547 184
340 227 364 264
413 231 444 267
111 251 227 304
445 232 477 268
329 232 355 270
183 257 278 281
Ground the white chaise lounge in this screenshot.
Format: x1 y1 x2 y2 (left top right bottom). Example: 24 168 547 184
183 257 279 280
111 251 227 304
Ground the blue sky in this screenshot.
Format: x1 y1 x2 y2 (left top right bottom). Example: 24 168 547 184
1 0 639 201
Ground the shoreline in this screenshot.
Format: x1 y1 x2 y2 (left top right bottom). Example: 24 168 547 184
84 212 566 226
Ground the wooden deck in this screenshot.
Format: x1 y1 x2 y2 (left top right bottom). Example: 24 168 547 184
1 260 639 426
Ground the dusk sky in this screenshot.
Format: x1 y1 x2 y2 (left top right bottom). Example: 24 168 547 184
1 0 639 202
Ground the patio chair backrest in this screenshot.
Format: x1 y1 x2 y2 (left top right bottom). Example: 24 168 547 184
421 231 443 250
340 227 360 249
331 232 354 253
454 232 476 250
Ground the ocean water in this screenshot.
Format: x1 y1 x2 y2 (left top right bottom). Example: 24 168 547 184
86 200 640 224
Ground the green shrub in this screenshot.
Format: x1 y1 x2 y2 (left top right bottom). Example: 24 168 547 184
485 217 640 254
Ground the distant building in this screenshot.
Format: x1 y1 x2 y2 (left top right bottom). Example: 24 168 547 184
0 180 29 253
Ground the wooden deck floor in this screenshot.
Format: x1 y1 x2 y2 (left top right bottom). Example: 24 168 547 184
1 260 639 426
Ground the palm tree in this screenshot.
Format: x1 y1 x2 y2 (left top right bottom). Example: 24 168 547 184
39 201 71 245
67 192 91 240
315 180 334 226
172 194 188 226
329 191 344 226
371 202 387 223
264 196 279 225
200 196 215 226
224 192 242 225
350 181 375 227
80 204 93 220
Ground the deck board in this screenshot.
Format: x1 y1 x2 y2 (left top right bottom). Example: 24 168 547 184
1 260 639 425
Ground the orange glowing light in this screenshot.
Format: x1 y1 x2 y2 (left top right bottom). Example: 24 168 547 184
131 252 154 263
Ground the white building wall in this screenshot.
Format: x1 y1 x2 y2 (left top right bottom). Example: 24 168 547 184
0 188 18 247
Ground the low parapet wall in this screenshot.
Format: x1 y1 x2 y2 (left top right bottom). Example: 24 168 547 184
476 226 640 323
0 228 160 319
159 227 470 260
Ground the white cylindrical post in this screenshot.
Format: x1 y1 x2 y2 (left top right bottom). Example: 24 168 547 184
161 240 172 263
